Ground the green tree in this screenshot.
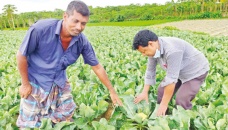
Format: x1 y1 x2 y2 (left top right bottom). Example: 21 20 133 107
2 4 17 29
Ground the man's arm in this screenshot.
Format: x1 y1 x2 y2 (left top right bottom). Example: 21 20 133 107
156 51 183 116
156 83 175 116
134 57 157 104
91 63 123 106
16 51 32 98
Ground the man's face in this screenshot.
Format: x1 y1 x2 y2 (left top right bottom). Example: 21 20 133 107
137 41 157 57
63 10 89 36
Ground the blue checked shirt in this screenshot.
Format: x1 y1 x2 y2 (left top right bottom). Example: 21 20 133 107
145 37 209 87
19 19 99 92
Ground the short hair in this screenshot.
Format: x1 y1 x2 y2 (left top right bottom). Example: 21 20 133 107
132 29 158 50
66 0 90 16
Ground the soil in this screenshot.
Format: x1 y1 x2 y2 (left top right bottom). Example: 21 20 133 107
94 102 115 121
153 19 228 37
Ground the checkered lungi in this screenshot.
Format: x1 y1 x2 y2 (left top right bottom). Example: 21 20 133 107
16 82 76 128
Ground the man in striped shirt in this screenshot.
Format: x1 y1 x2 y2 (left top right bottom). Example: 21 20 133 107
133 29 209 116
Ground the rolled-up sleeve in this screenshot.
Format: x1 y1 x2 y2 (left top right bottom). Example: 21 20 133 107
19 27 38 56
81 40 99 66
160 51 183 87
144 57 157 85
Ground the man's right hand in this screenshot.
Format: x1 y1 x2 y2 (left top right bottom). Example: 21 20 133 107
19 83 32 99
134 91 149 104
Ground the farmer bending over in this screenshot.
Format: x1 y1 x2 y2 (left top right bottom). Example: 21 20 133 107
133 29 209 116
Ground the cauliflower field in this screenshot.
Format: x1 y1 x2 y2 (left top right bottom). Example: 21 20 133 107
0 26 227 129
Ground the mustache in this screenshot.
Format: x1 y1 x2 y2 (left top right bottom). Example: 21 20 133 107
72 29 81 32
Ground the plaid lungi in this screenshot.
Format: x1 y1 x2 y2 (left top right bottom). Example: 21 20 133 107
16 82 76 128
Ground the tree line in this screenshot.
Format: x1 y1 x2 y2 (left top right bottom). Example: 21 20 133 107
0 0 228 30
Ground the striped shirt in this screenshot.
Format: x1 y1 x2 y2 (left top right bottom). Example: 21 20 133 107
145 37 209 87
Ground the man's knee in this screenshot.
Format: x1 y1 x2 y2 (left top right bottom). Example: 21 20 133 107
175 94 192 109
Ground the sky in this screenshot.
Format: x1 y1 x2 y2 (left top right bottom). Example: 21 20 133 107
0 0 172 14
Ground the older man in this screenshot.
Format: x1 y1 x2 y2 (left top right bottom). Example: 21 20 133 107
16 0 122 128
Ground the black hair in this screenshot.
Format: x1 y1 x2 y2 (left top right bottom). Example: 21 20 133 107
132 29 158 50
66 0 90 16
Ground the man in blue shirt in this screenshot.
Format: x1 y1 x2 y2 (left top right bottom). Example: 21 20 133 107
16 0 122 128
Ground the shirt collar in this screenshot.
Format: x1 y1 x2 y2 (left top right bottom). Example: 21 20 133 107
55 20 80 44
55 20 62 35
158 37 164 56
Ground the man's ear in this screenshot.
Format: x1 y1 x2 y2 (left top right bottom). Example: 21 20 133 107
63 12 68 20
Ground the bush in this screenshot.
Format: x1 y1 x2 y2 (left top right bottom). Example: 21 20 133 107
115 15 125 22
211 11 222 18
139 13 152 20
109 18 115 22
188 11 222 19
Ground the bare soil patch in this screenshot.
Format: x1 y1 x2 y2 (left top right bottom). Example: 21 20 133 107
153 19 228 37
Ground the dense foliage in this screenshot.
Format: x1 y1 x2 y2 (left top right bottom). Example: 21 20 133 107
0 26 227 129
0 0 228 29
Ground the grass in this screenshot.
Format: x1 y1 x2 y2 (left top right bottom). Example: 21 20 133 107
87 19 180 26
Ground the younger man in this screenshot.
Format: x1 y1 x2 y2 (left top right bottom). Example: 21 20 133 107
133 29 209 116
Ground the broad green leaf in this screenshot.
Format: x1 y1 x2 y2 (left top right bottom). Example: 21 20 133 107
92 121 100 130
119 95 137 119
194 118 207 130
133 113 143 124
98 100 109 113
99 118 108 125
0 117 6 126
54 121 74 130
149 104 159 120
216 118 227 130
92 118 115 130
171 106 191 129
5 123 13 130
207 118 215 129
149 126 163 130
74 118 89 129
155 118 170 130
39 118 53 130
108 111 124 127
79 103 95 118
136 100 151 115
120 122 137 130
124 88 135 95
61 124 77 130
9 105 19 115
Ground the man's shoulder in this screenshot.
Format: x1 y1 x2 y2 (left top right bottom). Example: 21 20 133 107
159 36 181 41
32 19 60 30
159 37 187 45
77 33 89 44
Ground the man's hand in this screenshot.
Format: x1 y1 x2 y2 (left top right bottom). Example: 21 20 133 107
134 84 150 104
92 64 123 106
134 91 149 104
19 84 32 99
17 51 31 99
156 103 168 116
109 90 123 106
